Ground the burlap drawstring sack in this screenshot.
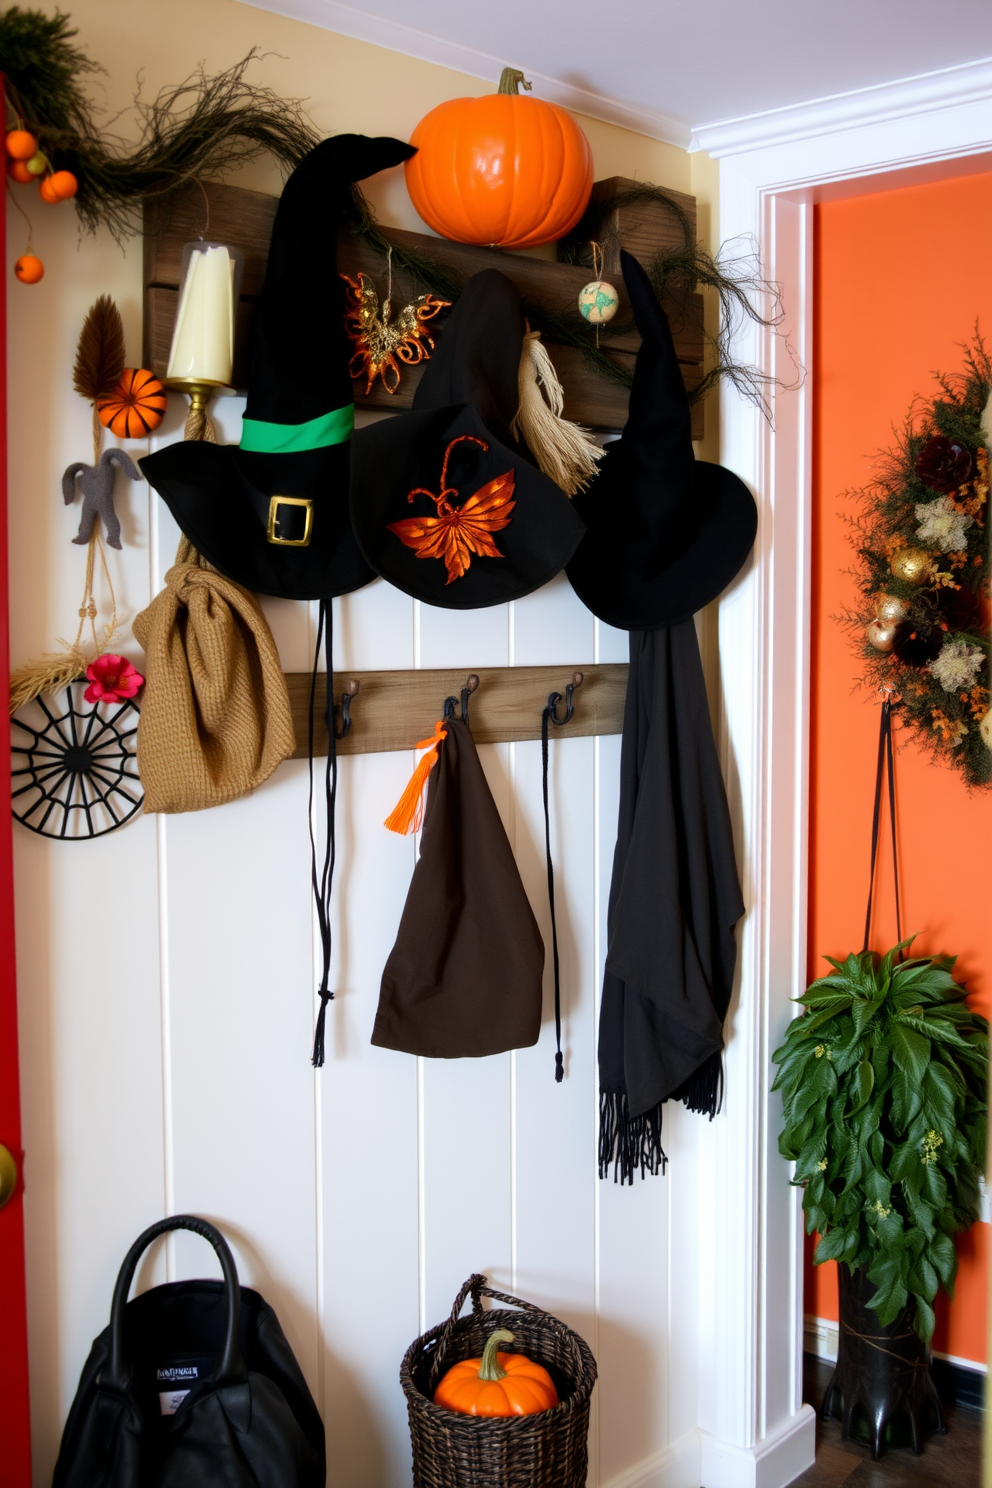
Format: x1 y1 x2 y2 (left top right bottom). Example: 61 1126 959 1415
132 538 295 813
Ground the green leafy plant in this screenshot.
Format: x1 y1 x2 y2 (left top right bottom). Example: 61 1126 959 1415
772 938 988 1343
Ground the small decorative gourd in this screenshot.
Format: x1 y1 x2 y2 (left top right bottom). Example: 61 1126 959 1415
97 368 168 437
433 1328 559 1417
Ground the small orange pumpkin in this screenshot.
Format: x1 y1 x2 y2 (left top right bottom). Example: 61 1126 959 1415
405 68 593 250
7 158 33 185
433 1328 559 1416
97 368 168 438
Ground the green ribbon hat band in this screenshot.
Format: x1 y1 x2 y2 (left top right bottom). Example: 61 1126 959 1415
240 404 355 454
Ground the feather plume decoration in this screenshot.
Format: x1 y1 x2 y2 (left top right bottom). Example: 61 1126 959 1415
73 296 126 404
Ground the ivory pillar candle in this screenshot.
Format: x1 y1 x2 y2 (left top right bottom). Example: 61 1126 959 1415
166 243 239 387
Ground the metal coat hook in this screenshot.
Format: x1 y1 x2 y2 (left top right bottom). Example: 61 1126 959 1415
333 678 361 740
443 673 479 724
547 671 584 727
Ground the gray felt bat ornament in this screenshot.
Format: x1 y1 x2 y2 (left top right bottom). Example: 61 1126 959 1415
62 448 141 550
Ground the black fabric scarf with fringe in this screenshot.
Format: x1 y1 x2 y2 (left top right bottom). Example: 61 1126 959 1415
599 623 745 1183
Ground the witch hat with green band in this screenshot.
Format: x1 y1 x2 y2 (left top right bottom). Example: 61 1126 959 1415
140 133 416 601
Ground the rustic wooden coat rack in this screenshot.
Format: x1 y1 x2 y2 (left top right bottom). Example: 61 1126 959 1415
141 172 695 754
284 663 629 758
143 174 704 436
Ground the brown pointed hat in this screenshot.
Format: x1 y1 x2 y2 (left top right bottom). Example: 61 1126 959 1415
350 269 585 609
371 714 545 1058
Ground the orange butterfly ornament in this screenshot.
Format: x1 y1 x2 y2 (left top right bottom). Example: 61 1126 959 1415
387 434 515 584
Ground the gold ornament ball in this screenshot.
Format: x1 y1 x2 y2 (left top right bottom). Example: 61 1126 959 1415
867 619 898 652
890 547 931 586
875 593 908 625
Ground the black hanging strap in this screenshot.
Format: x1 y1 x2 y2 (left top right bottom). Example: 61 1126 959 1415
541 700 564 1083
862 695 902 954
310 600 338 1066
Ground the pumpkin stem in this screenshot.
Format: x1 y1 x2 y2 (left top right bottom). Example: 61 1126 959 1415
478 1328 515 1382
498 68 532 96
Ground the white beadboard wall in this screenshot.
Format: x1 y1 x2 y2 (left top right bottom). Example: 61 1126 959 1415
10 349 709 1488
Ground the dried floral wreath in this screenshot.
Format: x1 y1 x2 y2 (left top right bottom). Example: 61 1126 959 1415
842 335 992 789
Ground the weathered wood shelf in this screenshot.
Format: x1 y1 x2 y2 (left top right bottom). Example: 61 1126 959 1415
143 176 703 436
284 664 628 759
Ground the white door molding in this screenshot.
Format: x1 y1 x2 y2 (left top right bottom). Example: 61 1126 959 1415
701 83 992 1487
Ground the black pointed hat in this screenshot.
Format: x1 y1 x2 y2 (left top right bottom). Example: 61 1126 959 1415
349 270 585 609
139 134 416 600
567 251 757 630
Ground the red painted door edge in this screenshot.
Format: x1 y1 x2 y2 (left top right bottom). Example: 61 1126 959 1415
0 74 35 1488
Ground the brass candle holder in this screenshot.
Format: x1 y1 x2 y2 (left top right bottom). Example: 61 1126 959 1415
166 378 232 443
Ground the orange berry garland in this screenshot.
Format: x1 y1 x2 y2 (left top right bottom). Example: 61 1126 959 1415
14 254 44 285
7 157 33 184
96 368 168 438
41 169 78 202
5 128 38 160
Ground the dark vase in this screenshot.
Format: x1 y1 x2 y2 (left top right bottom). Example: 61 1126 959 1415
820 1264 946 1459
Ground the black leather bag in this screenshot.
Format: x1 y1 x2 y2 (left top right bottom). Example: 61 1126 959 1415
52 1215 325 1488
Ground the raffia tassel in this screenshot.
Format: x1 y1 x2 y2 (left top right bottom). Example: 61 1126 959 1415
512 330 604 497
384 722 447 835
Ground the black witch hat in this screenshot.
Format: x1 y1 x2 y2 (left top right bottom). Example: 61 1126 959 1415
350 270 585 609
139 134 416 600
567 251 757 629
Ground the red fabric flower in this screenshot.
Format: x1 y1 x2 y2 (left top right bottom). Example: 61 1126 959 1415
83 653 144 705
913 435 972 493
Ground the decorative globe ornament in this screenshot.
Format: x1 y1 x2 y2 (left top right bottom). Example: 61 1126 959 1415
875 593 908 625
890 547 931 586
867 619 898 652
578 280 619 325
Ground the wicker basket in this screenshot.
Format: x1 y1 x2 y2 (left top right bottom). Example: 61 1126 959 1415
400 1273 597 1488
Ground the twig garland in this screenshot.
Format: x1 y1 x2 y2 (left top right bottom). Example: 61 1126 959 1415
839 332 992 789
346 181 797 414
1 9 319 240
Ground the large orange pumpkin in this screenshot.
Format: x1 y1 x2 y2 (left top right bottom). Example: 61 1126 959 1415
433 1328 559 1416
405 69 593 250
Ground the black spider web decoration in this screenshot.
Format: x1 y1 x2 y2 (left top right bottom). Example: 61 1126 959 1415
11 681 143 839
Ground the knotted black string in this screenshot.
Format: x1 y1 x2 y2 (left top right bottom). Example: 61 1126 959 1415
541 702 564 1083
862 696 902 954
310 600 338 1066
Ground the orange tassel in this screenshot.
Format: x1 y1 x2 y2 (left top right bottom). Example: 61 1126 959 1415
384 721 448 835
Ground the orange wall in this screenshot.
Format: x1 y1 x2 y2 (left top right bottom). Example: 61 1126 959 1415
808 171 992 1365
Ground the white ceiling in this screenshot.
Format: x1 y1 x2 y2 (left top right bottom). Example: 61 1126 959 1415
238 0 992 148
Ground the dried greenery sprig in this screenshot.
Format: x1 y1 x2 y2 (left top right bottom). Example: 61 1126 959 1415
560 183 798 415
0 8 320 239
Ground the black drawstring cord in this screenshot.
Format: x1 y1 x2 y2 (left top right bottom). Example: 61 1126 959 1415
310 600 338 1067
862 694 902 955
541 701 564 1083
